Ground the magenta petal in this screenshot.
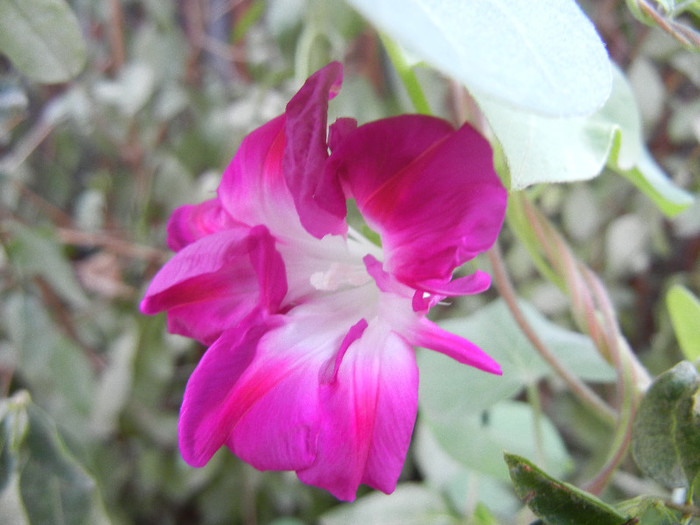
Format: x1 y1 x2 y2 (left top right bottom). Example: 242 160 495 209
224 348 322 471
319 318 369 384
218 115 299 231
297 325 418 501
412 270 492 311
167 198 235 252
283 61 347 239
140 225 287 344
179 318 277 467
409 319 502 375
331 116 507 287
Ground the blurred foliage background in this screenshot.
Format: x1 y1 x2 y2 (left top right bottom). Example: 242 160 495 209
0 0 699 524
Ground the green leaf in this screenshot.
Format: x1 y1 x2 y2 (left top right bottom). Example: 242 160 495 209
0 0 86 83
423 402 571 481
631 361 700 488
0 391 31 493
505 453 632 525
346 0 611 116
6 223 88 309
413 423 520 516
667 285 700 361
89 322 138 437
471 503 500 525
480 64 693 215
477 65 636 189
418 298 615 421
4 293 95 431
319 483 457 525
612 140 694 218
19 404 110 525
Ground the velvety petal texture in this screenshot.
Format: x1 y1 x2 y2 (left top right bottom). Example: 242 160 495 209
141 62 507 501
329 115 507 289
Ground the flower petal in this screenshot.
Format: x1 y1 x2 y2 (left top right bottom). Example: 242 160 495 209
178 315 289 467
140 225 286 344
283 61 347 239
297 322 418 501
218 115 301 235
408 318 502 375
411 270 492 311
331 115 507 287
220 286 376 473
166 197 235 252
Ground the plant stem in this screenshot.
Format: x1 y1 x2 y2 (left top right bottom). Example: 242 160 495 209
379 33 432 115
488 242 617 426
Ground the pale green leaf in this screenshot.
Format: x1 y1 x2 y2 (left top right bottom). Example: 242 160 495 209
617 149 694 218
667 285 700 361
413 423 520 516
19 404 110 525
478 66 637 189
319 484 457 525
0 0 86 83
89 323 138 438
418 298 615 421
346 0 611 116
423 402 572 481
480 64 693 215
6 223 88 309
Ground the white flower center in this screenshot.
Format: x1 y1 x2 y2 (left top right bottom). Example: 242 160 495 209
310 262 372 291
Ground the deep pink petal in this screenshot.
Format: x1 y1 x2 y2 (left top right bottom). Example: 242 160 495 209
328 114 454 205
411 270 492 311
408 318 502 375
218 115 301 234
297 323 418 501
166 197 236 252
178 316 286 467
140 225 287 344
319 318 368 384
283 61 347 239
225 293 371 471
331 115 507 288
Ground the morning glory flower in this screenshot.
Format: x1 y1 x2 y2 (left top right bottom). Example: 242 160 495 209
141 62 507 501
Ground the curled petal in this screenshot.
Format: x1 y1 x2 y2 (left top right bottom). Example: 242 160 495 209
408 318 502 375
167 197 235 252
284 61 347 239
412 270 492 311
140 225 287 344
331 115 507 288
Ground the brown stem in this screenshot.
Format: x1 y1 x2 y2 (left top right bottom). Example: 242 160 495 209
488 242 618 426
56 227 170 264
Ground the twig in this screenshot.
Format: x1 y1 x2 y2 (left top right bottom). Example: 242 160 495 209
56 227 170 264
637 0 700 49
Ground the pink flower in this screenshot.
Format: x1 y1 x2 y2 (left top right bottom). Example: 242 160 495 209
141 62 507 501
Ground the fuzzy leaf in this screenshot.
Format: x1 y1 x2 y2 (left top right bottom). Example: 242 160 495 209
347 0 611 116
0 0 86 83
481 64 693 215
631 361 700 488
505 453 631 525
